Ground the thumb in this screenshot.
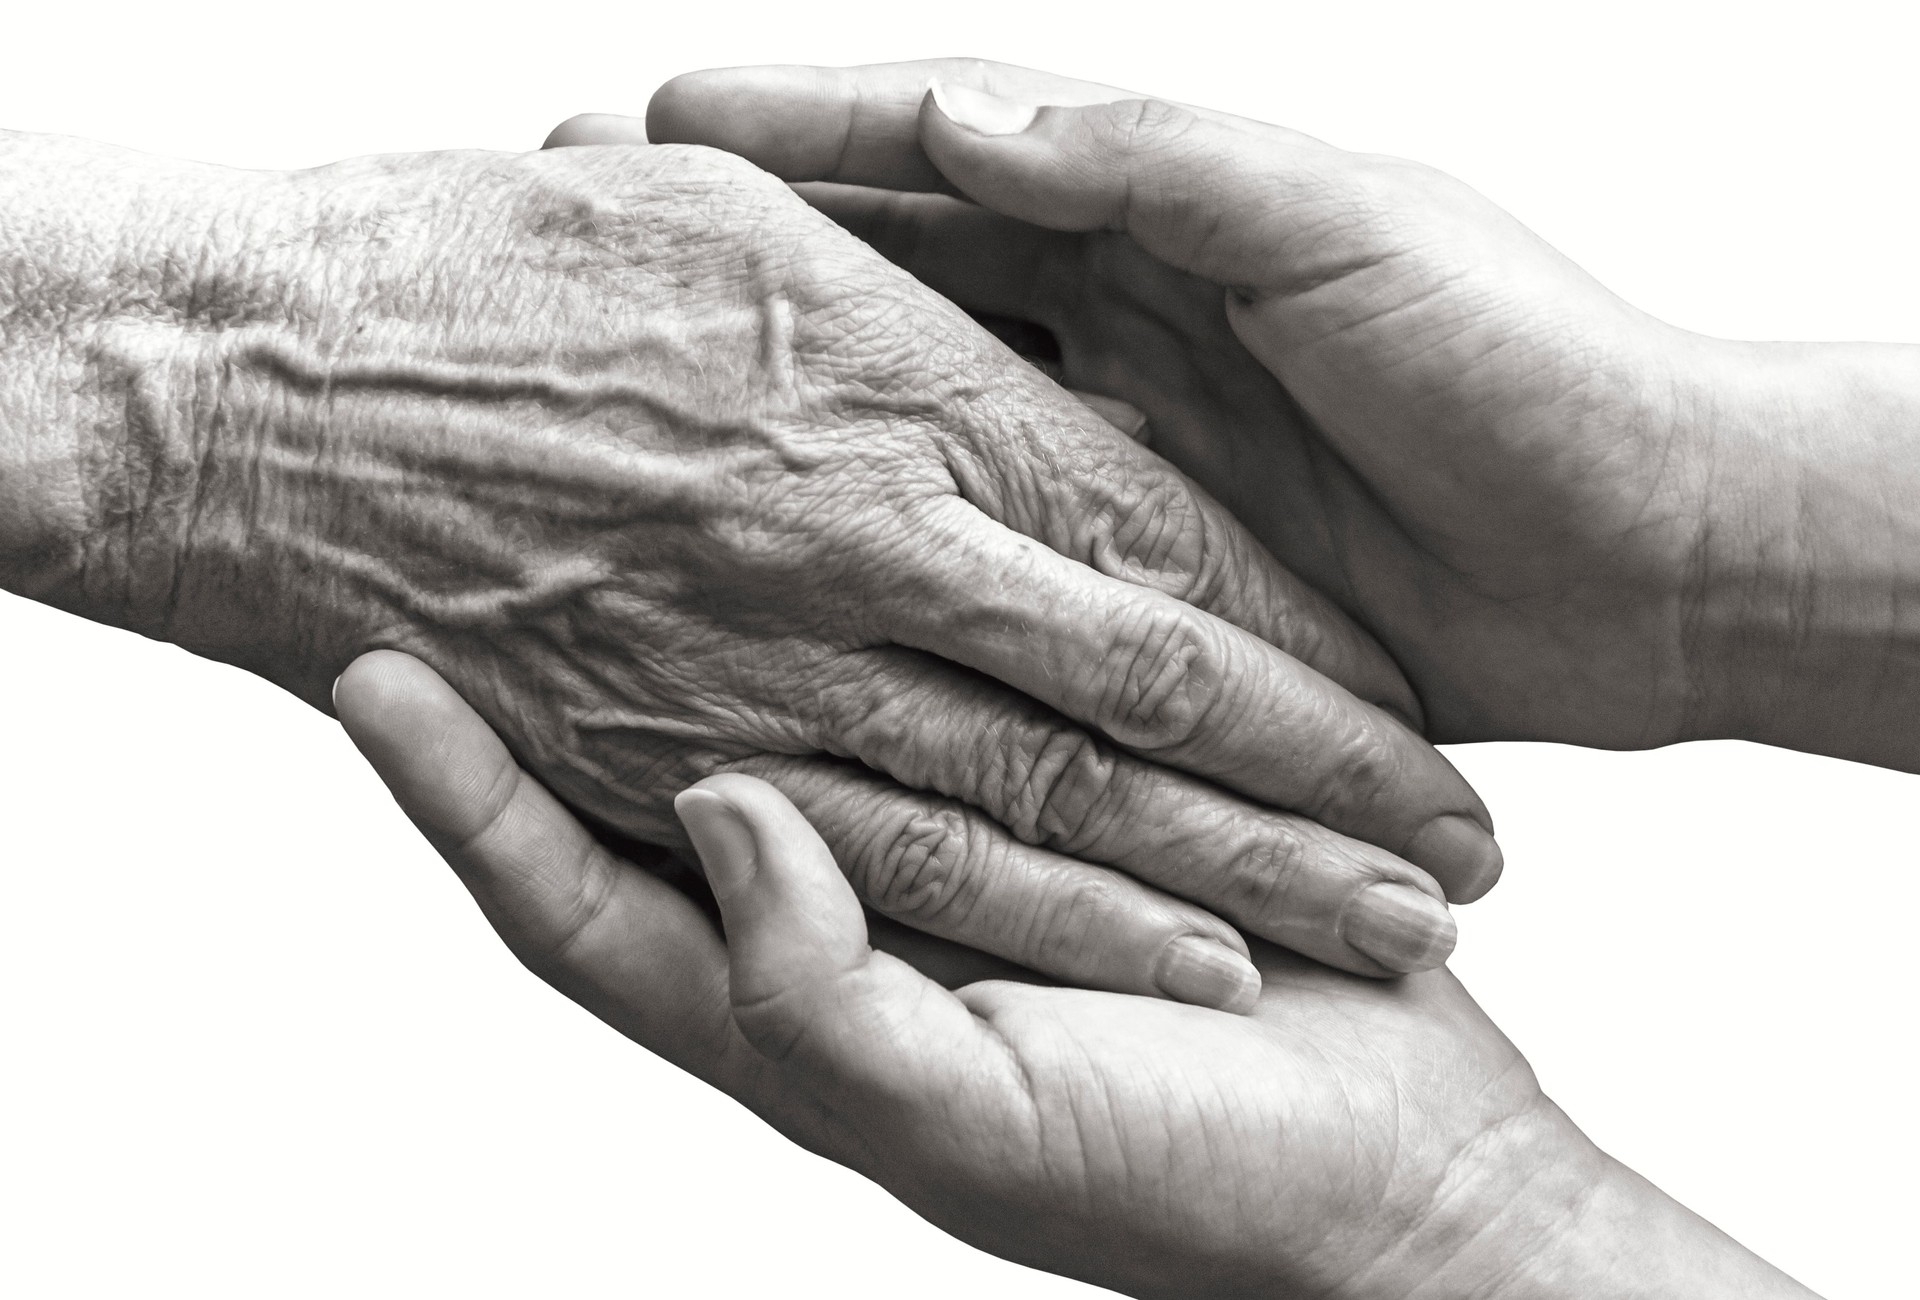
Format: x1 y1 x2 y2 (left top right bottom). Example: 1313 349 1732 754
674 774 995 1095
920 80 1389 300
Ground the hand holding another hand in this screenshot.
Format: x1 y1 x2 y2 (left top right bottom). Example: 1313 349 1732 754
337 650 1813 1300
622 59 1920 766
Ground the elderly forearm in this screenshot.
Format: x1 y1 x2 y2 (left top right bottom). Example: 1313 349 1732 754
1 131 163 611
0 129 273 645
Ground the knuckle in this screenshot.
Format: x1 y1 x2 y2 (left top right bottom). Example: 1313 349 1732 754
514 153 644 235
447 757 530 858
1100 96 1202 155
1218 831 1313 930
1002 727 1120 851
515 838 621 984
860 190 934 275
1092 468 1217 602
1025 872 1128 969
1093 607 1216 751
857 806 987 926
728 982 823 1066
1301 713 1406 823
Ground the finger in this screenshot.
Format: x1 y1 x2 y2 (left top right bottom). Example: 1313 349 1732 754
543 112 648 148
675 774 1004 1096
876 499 1503 902
810 648 1455 974
332 650 739 1081
916 82 1366 298
724 753 1261 1012
642 62 1362 297
643 60 1141 191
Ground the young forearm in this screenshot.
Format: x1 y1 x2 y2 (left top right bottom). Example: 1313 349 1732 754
1689 339 1920 771
1384 1103 1816 1300
1486 1155 1816 1299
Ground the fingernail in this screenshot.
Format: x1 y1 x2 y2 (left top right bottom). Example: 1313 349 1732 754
1154 935 1261 1013
330 674 342 711
928 79 1038 136
675 788 758 890
1405 814 1505 903
1341 882 1457 974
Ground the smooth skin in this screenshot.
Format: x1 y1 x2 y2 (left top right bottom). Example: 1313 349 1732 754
337 648 1818 1300
567 58 1920 771
0 126 1506 1002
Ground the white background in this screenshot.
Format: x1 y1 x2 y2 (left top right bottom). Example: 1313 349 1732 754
2 2 1915 1295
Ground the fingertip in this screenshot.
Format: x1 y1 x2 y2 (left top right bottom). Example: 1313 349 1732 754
644 69 720 143
646 65 806 148
334 651 526 853
543 112 647 149
1341 882 1458 974
679 773 844 896
1455 840 1504 904
924 78 1039 137
333 649 444 742
675 785 758 893
681 772 796 838
1154 935 1262 1014
1407 815 1505 903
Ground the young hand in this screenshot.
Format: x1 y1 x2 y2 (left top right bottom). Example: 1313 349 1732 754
334 648 1814 1300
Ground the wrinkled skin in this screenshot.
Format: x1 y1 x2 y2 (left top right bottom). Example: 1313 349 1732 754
628 59 1920 763
0 130 1499 993
336 649 1812 1300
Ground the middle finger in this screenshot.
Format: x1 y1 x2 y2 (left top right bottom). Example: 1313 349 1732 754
808 647 1457 975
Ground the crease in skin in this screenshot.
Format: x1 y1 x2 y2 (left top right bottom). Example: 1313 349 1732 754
161 343 237 645
69 317 205 631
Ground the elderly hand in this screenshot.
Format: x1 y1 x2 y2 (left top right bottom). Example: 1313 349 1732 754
616 59 1920 769
335 649 1815 1300
0 129 1498 995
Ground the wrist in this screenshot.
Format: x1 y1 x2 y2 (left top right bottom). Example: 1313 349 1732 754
1681 339 1920 769
1382 1101 1813 1300
0 130 264 632
1371 1099 1607 1300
